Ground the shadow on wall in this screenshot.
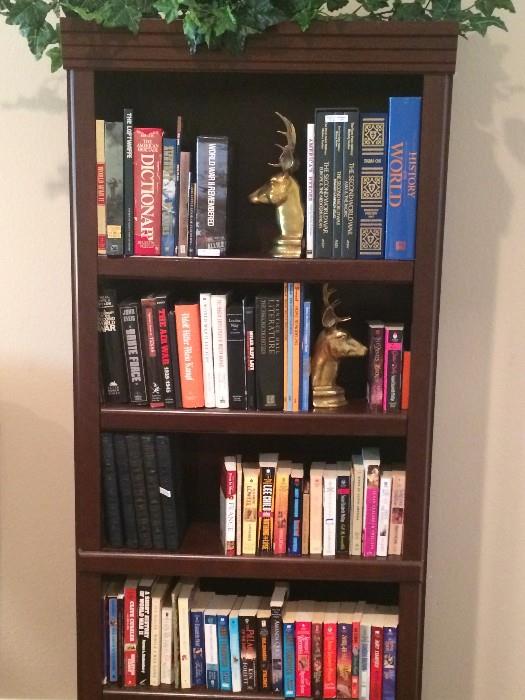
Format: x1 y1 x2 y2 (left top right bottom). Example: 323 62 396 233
1 80 67 113
423 33 522 700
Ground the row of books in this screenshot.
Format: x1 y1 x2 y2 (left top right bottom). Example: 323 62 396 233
103 578 399 699
97 114 229 257
220 450 405 559
101 433 186 550
99 284 311 411
306 98 421 260
366 323 409 413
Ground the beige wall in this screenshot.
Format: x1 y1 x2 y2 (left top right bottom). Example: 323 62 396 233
0 11 523 700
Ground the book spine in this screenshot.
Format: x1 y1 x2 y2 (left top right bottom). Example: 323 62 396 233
359 623 371 700
287 476 303 556
188 179 197 256
402 350 411 410
149 597 162 686
124 585 138 687
155 434 182 551
236 463 243 556
119 301 148 405
376 475 393 557
199 293 216 408
138 586 152 685
204 613 219 689
292 283 302 411
242 472 258 555
140 296 164 408
211 295 230 409
300 300 311 411
105 121 124 256
295 620 312 697
196 136 229 256
160 604 174 685
383 325 404 412
177 151 190 256
323 472 337 556
283 621 296 698
336 474 351 554
98 290 128 403
342 110 359 258
156 295 175 405
167 309 183 408
214 614 230 691
255 294 284 410
363 466 380 558
382 626 397 700
175 304 205 409
367 323 385 410
302 486 310 555
173 117 182 255
220 465 237 556
350 466 365 556
133 127 163 256
286 283 294 411
244 304 256 410
178 594 192 688
96 120 106 255
101 434 124 547
140 434 165 550
240 616 258 691
357 114 387 259
270 607 284 693
309 470 323 555
273 470 290 555
258 466 275 554
323 619 337 698
388 472 406 555
125 434 153 549
332 116 344 257
369 627 383 700
123 108 134 255
311 621 323 699
385 97 421 260
227 304 247 409
351 621 360 699
118 596 124 683
314 110 333 258
258 617 272 691
229 612 241 692
306 122 315 258
190 610 206 686
108 596 119 682
161 138 177 256
337 622 352 699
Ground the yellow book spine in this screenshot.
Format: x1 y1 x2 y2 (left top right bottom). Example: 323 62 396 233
95 119 106 255
292 282 301 412
242 470 259 555
273 469 290 555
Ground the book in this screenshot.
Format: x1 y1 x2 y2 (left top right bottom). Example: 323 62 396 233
199 292 216 408
367 321 385 411
123 108 134 256
302 481 310 555
306 122 315 258
282 601 296 698
311 604 324 699
270 582 289 693
220 456 237 556
359 608 373 700
336 462 351 554
161 137 177 256
196 136 230 256
140 295 164 408
235 457 243 556
155 292 175 405
388 470 406 555
333 116 344 257
285 282 293 411
137 577 155 685
383 324 404 412
177 151 191 256
273 462 291 555
155 434 185 551
309 463 324 554
211 293 230 409
239 595 261 691
287 465 304 556
292 283 302 411
119 300 148 405
227 302 247 409
257 598 272 691
350 454 365 556
167 309 183 408
188 179 197 256
173 117 183 255
243 302 256 410
258 453 278 554
229 596 243 692
101 433 124 548
105 581 122 683
295 601 313 697
323 602 339 699
241 465 259 555
255 292 284 410
105 121 124 256
125 434 152 549
113 433 138 549
160 601 174 685
341 109 359 258
402 350 411 410
123 577 139 687
190 590 214 686
376 471 393 557
98 289 128 403
140 434 165 550
362 447 381 558
358 114 388 259
314 109 333 258
300 299 311 411
177 579 198 688
95 119 106 255
133 127 163 255
323 465 338 556
149 578 172 686
369 616 384 700
382 612 399 700
170 580 185 687
174 303 205 409
204 603 220 689
336 602 354 699
385 97 422 260
351 603 364 699
216 595 237 691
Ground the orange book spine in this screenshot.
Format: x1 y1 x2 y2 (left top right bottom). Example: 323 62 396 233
323 619 337 698
96 120 106 255
292 283 301 412
401 350 411 410
273 469 290 555
174 304 205 408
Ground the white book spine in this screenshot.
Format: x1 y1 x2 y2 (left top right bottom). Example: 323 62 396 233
351 464 365 556
309 466 324 554
306 122 315 259
376 475 393 557
322 469 337 556
359 621 371 699
211 294 229 408
177 593 192 688
200 292 216 408
160 604 174 685
204 615 219 685
149 597 162 686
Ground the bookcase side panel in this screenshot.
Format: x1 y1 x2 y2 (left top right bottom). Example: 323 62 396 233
77 572 103 700
397 582 425 700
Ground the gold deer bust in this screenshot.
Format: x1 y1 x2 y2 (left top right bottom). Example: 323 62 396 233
249 112 304 258
312 285 368 409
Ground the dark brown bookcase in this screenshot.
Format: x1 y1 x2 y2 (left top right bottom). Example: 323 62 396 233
63 18 458 700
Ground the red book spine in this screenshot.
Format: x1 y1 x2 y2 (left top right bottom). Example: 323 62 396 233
295 620 312 697
401 350 411 410
174 304 205 408
370 626 384 700
133 127 163 255
322 621 337 699
351 622 360 698
123 585 137 687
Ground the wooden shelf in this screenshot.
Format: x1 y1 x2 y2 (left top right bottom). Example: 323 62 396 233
103 689 292 699
79 523 421 582
98 257 414 284
100 402 407 437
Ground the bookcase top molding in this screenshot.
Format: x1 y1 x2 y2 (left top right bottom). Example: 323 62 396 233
60 18 458 75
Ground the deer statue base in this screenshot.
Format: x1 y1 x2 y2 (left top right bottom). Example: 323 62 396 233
271 233 303 258
312 384 348 409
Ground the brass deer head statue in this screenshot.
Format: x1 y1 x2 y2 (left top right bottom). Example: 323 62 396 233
311 284 368 409
249 112 304 258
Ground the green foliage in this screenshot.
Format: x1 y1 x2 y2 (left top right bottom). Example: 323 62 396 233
0 0 516 71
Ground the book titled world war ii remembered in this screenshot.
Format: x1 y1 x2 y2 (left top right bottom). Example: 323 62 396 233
98 289 128 403
134 127 163 255
119 299 148 405
255 293 283 410
105 121 124 256
385 97 422 260
358 114 388 259
196 136 230 257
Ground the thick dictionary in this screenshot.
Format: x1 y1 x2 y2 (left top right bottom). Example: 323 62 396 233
98 289 128 404
134 127 163 255
196 136 230 256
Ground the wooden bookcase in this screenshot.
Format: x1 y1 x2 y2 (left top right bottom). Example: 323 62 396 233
62 18 458 700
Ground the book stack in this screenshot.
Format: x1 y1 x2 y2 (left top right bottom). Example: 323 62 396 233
366 322 410 412
98 284 311 412
96 112 230 257
103 578 399 699
220 450 406 559
306 98 422 261
101 433 186 550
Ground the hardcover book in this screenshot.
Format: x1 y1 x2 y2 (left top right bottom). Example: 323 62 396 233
226 303 247 409
155 434 186 551
161 137 178 256
125 434 153 549
178 151 191 256
123 108 134 256
383 324 404 412
196 136 230 256
119 300 148 405
367 321 385 411
96 119 106 255
98 290 128 404
255 293 284 410
140 295 164 408
306 122 315 258
314 109 333 258
101 433 124 548
358 114 388 259
113 434 139 549
140 434 166 550
341 109 359 258
332 116 344 257
211 293 230 409
155 293 175 405
133 127 163 256
105 121 124 256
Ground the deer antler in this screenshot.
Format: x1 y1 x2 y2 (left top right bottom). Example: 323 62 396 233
321 283 352 329
268 112 298 173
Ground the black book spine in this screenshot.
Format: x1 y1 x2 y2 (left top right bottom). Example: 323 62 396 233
138 582 153 685
123 108 134 256
336 474 350 553
98 289 128 404
119 300 148 405
105 121 124 256
167 309 183 408
257 616 272 691
227 303 247 409
188 180 197 257
332 117 344 258
140 296 165 408
140 434 166 550
243 302 256 410
314 110 333 258
125 434 152 549
255 294 283 410
113 433 139 548
155 294 175 405
195 136 229 256
173 116 182 256
240 615 258 691
101 433 124 547
341 110 359 258
154 434 182 551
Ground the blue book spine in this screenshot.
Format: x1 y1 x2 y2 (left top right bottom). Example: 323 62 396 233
283 621 295 697
218 614 232 691
287 477 302 555
357 113 388 259
161 138 177 256
286 282 294 411
229 613 242 692
190 610 206 686
300 300 311 412
382 626 398 700
108 597 119 683
385 97 422 260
